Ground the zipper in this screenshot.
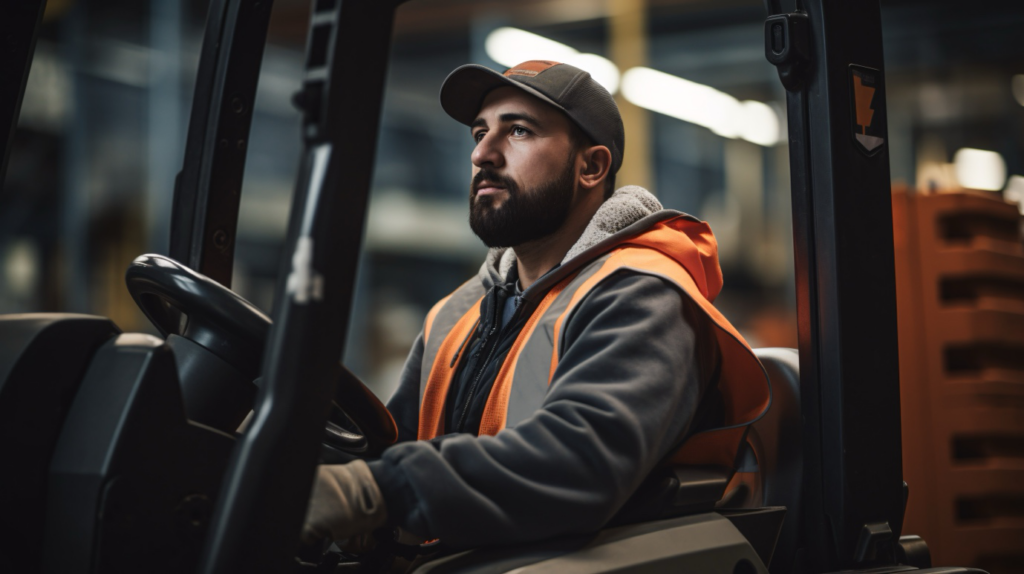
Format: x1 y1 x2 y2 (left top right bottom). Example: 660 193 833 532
454 286 524 433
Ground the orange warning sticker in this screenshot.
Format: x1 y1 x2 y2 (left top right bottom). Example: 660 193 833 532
849 65 886 155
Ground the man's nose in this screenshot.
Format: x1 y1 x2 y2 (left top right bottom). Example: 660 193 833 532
471 133 503 168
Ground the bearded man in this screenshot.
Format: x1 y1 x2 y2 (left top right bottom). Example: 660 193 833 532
303 60 769 551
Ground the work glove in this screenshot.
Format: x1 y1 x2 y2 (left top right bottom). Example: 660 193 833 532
301 460 389 546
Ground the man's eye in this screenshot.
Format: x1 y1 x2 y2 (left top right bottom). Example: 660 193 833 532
473 131 486 142
511 126 529 137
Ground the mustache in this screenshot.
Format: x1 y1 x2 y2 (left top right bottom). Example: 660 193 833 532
471 169 519 195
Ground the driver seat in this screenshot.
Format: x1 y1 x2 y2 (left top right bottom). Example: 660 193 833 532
579 347 803 568
748 347 802 574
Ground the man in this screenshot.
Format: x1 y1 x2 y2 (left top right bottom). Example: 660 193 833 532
303 60 769 549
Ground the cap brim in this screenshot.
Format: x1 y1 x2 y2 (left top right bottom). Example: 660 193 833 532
439 64 569 126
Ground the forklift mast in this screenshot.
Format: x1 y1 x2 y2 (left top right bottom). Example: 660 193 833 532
764 0 904 571
197 1 408 572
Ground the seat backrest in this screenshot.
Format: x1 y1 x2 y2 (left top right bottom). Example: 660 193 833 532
749 347 802 574
0 314 119 573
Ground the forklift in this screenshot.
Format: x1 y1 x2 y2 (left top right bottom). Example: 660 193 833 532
0 0 995 572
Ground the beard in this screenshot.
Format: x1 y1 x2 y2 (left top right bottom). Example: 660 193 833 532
469 161 576 248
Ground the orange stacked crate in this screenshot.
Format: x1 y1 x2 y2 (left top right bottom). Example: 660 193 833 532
893 188 1024 573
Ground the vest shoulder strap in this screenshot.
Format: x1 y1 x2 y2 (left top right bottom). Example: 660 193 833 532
547 245 771 469
418 294 482 440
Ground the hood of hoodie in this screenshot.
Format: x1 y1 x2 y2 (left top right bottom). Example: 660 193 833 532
477 185 724 303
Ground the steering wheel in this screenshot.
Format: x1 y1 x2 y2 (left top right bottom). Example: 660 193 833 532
125 254 397 456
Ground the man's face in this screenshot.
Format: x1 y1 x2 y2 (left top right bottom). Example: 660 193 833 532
468 87 579 248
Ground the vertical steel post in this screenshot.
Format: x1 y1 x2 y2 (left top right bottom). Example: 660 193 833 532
766 1 904 571
169 0 274 286
198 1 403 572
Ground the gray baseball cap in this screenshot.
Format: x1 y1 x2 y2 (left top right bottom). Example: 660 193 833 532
439 60 625 175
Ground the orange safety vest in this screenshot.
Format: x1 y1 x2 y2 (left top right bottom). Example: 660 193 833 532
416 214 771 470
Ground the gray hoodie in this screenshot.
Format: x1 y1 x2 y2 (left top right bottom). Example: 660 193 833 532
368 186 717 547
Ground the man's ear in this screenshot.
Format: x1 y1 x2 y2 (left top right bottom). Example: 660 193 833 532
578 145 612 192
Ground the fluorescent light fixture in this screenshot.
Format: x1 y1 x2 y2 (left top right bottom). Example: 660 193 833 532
737 100 780 146
621 67 780 146
565 53 620 95
484 27 620 94
483 31 779 146
953 148 1007 191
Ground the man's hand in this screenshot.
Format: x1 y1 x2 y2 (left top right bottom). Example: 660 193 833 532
301 460 389 545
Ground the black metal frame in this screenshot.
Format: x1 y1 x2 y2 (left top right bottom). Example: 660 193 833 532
198 1 407 571
169 0 275 287
0 0 47 190
765 1 904 571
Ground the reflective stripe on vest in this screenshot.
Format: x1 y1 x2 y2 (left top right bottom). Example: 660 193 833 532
417 216 771 468
420 279 485 405
419 292 483 440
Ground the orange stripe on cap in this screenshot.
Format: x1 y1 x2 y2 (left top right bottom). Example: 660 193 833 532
478 274 575 436
503 60 561 77
418 295 483 440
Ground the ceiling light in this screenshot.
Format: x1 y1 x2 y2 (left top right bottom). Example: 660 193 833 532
484 27 620 94
953 148 1007 191
621 67 780 146
565 53 620 95
737 101 780 147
